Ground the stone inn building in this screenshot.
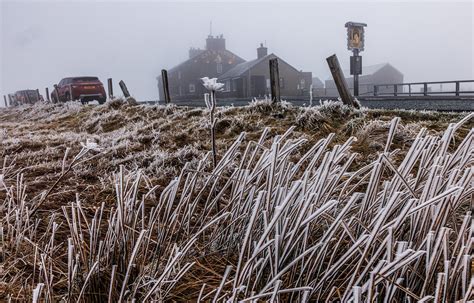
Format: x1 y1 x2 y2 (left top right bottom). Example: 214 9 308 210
157 35 312 101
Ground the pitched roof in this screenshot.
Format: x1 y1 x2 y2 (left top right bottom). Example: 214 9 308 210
312 77 324 88
218 54 275 79
167 49 245 74
326 63 402 81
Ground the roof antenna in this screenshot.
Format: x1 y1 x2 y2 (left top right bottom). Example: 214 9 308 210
210 21 213 37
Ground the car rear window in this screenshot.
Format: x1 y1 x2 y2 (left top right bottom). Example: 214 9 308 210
72 77 99 83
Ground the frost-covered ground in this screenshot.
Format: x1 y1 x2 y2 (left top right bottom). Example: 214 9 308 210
0 100 472 301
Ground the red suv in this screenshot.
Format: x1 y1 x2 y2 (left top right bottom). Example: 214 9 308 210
52 77 106 104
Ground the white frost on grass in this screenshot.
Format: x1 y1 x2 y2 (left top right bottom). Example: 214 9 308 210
80 139 102 152
201 77 224 92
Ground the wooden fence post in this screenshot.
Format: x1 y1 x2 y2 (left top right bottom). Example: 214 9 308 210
107 78 114 99
3 95 7 107
326 54 358 108
455 81 460 96
161 69 171 104
45 87 50 101
54 85 59 103
8 94 13 106
423 83 428 96
119 80 131 98
269 58 281 103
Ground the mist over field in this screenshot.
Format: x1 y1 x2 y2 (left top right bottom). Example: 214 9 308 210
1 0 473 101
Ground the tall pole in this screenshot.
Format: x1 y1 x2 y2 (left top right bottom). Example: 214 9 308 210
353 49 359 96
45 87 50 101
3 95 7 107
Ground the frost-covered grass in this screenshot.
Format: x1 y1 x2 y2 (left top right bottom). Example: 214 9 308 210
0 100 473 301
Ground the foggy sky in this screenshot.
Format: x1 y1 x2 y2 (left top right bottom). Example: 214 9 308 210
1 0 473 103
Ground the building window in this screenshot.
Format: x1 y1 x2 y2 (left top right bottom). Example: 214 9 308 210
279 77 285 89
217 63 223 74
300 79 305 89
189 83 195 93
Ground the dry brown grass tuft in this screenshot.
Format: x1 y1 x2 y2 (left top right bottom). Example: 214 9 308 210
0 102 472 301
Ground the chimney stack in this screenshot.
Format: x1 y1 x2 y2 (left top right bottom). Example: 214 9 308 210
206 34 226 51
257 43 268 59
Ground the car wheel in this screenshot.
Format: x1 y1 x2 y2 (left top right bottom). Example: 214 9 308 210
98 98 106 105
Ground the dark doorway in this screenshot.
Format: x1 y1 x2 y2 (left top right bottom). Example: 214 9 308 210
233 78 244 98
251 75 266 97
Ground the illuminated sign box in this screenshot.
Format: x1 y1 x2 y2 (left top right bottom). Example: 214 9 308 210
345 22 367 52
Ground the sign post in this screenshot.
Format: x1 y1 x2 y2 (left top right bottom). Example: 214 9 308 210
345 21 367 97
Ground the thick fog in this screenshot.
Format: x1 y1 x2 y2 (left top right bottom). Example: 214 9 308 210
1 0 473 102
